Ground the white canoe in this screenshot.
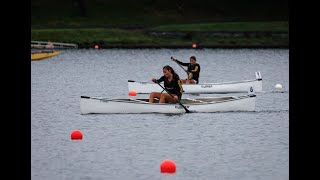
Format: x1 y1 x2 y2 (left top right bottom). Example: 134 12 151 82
80 94 256 114
128 71 262 94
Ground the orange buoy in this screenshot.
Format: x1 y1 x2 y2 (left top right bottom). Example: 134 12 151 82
128 90 137 96
160 159 176 173
71 130 83 140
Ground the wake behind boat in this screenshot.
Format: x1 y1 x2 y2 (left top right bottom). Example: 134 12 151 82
80 94 256 114
128 72 262 94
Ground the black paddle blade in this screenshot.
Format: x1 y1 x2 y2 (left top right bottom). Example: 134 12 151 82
177 101 191 113
181 104 191 113
81 96 90 99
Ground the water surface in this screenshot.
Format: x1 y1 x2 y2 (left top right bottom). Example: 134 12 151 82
32 48 289 180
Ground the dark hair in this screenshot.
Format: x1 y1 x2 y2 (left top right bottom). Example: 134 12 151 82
190 56 196 61
163 65 180 80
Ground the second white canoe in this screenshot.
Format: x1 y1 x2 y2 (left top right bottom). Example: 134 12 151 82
128 71 262 94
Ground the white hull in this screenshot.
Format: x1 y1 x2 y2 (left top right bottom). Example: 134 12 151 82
128 72 262 94
80 95 256 114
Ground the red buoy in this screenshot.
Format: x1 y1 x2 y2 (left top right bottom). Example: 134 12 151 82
160 159 176 173
128 90 137 96
192 43 197 48
94 45 99 49
71 130 83 140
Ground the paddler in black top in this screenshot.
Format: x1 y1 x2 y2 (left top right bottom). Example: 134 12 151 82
171 56 200 84
149 65 183 103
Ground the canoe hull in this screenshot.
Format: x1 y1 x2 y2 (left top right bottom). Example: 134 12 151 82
128 79 262 94
128 72 262 94
31 51 60 61
80 95 256 114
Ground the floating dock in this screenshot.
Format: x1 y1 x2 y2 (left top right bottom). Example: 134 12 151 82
31 41 78 49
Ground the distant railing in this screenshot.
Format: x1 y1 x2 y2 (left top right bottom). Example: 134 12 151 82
31 41 78 49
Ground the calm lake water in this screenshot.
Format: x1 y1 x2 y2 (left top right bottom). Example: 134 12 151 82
31 48 289 180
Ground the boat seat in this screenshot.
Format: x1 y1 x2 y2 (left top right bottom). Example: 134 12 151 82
153 97 180 104
185 98 205 103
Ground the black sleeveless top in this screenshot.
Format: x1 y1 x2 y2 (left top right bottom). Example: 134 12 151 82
155 76 183 99
176 60 200 83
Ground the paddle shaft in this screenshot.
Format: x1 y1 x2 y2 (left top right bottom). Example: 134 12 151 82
155 82 190 113
171 57 192 79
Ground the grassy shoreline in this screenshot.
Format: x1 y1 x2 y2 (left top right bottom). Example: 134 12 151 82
31 21 288 49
